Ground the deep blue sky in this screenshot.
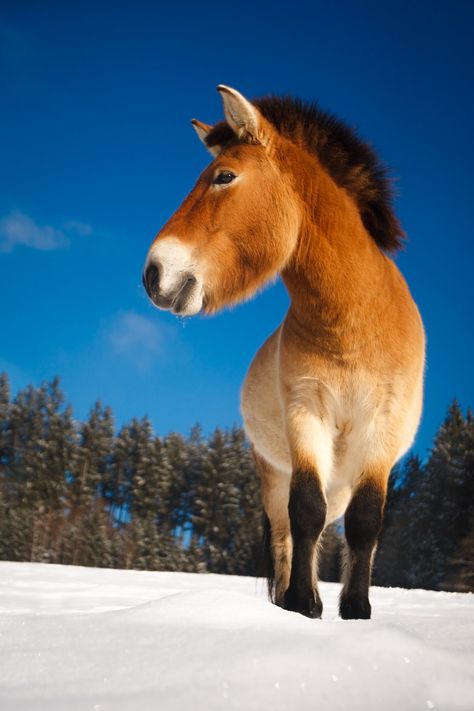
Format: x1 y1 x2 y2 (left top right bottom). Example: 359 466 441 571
1 1 473 459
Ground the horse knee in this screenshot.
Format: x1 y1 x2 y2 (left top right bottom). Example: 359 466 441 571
345 480 385 552
289 471 327 539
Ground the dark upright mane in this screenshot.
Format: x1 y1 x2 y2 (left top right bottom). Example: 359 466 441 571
206 96 405 253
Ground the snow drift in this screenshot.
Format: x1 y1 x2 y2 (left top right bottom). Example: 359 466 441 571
0 562 472 710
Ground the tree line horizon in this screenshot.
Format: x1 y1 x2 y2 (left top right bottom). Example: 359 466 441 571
0 372 472 593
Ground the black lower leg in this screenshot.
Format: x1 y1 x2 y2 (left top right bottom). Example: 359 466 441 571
284 471 326 618
340 479 385 620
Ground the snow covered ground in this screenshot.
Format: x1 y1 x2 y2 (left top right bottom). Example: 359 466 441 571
0 562 472 710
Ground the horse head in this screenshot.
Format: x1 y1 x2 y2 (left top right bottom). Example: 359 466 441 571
143 85 300 316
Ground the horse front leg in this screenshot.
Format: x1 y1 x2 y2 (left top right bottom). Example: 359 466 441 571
339 471 388 619
284 468 327 617
283 409 331 618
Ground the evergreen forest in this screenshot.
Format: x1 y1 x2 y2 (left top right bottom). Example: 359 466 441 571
0 373 472 593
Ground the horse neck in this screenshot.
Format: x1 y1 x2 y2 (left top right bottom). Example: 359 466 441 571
281 164 390 344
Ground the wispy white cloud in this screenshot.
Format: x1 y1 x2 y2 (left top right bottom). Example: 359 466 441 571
0 212 92 253
0 212 67 252
63 220 93 237
106 311 168 371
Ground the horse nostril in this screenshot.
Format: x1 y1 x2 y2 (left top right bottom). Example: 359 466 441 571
143 263 160 297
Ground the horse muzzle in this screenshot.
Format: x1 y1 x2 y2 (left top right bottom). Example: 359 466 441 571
143 263 203 316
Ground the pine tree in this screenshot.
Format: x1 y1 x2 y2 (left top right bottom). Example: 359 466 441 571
375 402 474 591
66 402 114 565
413 401 470 589
190 427 263 575
0 372 10 474
443 527 474 592
225 427 262 576
1 379 73 561
70 402 114 510
163 431 194 540
192 427 227 571
374 457 425 588
0 373 10 559
105 422 137 525
441 407 474 591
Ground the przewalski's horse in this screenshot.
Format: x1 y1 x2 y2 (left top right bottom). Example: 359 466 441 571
143 85 425 619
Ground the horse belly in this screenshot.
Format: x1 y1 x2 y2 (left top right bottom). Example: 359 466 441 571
241 328 292 474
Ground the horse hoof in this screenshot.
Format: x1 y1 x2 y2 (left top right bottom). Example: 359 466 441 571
283 588 323 618
339 594 371 620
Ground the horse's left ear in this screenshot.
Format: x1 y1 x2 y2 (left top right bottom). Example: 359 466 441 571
217 85 270 145
191 119 221 157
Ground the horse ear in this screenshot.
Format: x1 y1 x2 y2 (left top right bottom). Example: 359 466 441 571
217 85 269 145
191 119 221 156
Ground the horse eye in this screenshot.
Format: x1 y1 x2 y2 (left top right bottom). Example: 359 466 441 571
213 171 236 185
